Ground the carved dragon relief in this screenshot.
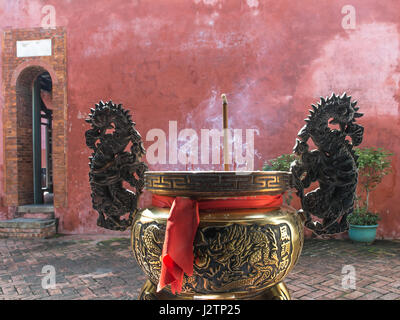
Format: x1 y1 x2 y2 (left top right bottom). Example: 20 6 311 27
132 221 294 294
290 93 364 235
85 101 148 231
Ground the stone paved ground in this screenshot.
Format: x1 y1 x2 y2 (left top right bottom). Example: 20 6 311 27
0 235 399 300
285 239 400 300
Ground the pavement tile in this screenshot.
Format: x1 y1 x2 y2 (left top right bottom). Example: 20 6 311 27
380 292 400 300
359 291 383 300
47 288 63 295
308 289 330 299
286 284 302 292
312 284 335 293
364 284 392 294
370 280 391 288
321 290 346 299
292 288 312 298
343 290 366 299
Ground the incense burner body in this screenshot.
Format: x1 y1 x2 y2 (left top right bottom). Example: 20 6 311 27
132 171 304 300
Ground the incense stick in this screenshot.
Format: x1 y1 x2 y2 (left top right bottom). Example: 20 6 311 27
221 94 229 171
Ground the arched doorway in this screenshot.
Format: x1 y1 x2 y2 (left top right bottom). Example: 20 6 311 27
35 72 54 204
15 66 54 205
2 28 67 230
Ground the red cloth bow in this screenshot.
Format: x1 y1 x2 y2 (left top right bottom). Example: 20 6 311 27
152 194 283 294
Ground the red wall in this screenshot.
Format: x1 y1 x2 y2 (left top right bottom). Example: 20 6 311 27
0 0 399 237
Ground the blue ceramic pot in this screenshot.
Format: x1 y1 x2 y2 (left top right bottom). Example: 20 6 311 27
348 224 378 243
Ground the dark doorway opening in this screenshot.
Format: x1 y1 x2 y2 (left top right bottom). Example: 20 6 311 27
32 72 53 204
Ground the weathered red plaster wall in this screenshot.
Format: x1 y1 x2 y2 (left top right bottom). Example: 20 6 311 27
0 0 399 237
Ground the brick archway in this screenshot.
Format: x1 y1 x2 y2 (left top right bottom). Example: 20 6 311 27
2 27 67 208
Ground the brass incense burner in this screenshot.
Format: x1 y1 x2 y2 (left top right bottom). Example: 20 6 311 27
85 93 364 300
134 171 302 299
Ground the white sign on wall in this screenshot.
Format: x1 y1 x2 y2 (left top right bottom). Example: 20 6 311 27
16 39 52 58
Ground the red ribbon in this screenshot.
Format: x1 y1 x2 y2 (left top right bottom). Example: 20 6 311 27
152 194 283 294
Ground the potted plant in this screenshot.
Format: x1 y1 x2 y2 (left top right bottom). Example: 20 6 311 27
347 147 393 243
263 153 296 205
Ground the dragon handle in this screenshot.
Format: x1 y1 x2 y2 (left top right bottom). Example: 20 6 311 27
85 101 147 231
290 92 364 235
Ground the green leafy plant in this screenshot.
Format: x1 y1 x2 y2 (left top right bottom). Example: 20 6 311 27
355 147 393 211
262 154 296 205
347 147 393 226
262 154 295 172
347 206 380 226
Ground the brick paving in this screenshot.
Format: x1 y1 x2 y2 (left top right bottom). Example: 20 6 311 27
286 238 400 300
0 235 399 300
